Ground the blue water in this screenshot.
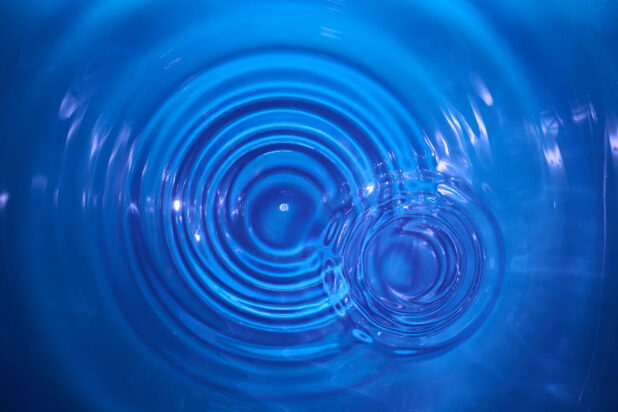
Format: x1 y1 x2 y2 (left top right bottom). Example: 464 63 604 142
1 0 617 410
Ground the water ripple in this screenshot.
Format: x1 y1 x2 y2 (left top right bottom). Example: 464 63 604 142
77 48 508 393
12 0 613 405
343 186 503 354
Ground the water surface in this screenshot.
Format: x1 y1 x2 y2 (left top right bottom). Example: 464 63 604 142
1 0 617 410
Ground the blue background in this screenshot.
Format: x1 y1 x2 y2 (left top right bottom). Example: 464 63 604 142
1 0 617 410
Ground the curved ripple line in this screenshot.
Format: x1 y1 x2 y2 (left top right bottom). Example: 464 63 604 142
341 183 504 354
125 50 424 361
84 46 507 393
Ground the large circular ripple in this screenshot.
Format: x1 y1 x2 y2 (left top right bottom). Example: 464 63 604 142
117 50 429 364
88 48 505 395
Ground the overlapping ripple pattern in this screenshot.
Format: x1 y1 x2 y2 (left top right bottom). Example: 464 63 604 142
1 0 617 410
102 47 504 366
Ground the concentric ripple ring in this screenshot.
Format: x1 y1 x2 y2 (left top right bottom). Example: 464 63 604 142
86 47 507 395
117 49 428 363
342 181 504 355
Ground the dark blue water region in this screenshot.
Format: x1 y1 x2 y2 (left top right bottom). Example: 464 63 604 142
1 0 618 410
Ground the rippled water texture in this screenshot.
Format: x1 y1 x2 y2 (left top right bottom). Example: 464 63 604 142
1 0 618 410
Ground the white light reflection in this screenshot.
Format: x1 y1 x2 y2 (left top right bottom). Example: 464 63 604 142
540 111 566 176
0 192 9 210
570 100 597 125
59 91 82 120
543 143 564 169
173 200 181 211
435 130 450 156
164 57 181 70
279 203 289 212
607 114 618 165
66 111 85 143
473 77 494 106
320 26 341 39
108 124 131 168
541 110 561 139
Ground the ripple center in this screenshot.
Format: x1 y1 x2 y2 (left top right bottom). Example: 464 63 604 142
365 219 441 308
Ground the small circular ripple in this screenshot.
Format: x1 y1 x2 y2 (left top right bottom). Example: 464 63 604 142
342 181 503 355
